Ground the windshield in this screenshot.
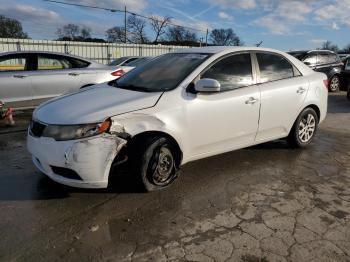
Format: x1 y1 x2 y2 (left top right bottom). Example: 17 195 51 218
110 53 210 92
109 57 130 66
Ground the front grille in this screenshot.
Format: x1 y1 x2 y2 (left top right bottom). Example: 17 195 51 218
51 166 83 180
30 120 47 137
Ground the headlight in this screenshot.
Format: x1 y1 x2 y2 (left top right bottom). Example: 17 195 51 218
42 119 111 141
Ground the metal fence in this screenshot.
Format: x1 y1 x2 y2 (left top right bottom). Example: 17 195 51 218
0 38 190 64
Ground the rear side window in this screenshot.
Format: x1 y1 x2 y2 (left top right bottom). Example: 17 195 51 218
201 53 254 91
318 53 331 64
0 55 29 72
256 53 294 83
38 55 73 70
70 58 90 68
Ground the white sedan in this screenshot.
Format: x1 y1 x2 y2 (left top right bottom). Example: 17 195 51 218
27 47 328 191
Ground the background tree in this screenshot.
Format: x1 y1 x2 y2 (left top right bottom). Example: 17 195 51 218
341 44 350 54
320 41 339 52
127 15 148 44
150 15 171 43
56 24 93 41
0 15 28 39
210 28 242 46
106 26 127 43
166 26 197 43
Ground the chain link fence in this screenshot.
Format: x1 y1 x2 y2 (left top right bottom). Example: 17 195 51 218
0 38 190 64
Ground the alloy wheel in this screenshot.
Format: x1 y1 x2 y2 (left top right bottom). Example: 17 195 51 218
151 146 174 186
330 76 340 92
298 113 316 143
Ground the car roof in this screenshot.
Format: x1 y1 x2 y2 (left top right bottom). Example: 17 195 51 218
0 50 92 61
173 46 295 54
289 50 336 54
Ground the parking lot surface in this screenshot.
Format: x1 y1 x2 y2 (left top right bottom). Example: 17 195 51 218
0 93 349 262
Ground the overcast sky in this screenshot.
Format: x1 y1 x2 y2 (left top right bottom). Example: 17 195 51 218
0 0 349 50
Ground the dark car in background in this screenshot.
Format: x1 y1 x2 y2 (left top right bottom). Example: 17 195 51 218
288 50 343 92
340 57 350 100
108 56 140 67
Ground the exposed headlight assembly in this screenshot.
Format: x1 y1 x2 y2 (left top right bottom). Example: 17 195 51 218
42 119 111 141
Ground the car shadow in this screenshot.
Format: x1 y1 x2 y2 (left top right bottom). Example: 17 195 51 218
328 92 350 113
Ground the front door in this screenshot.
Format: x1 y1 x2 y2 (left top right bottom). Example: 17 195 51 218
186 52 260 159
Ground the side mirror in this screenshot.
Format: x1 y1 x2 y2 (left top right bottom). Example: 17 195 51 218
303 61 311 66
194 78 221 93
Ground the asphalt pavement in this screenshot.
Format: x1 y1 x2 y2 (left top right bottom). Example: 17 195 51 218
0 93 349 262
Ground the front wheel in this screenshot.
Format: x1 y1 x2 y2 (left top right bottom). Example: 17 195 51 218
329 75 340 92
287 108 319 148
130 136 180 191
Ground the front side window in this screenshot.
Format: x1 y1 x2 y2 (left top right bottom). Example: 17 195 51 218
257 53 294 83
38 55 73 70
0 55 28 72
201 53 253 91
113 53 210 92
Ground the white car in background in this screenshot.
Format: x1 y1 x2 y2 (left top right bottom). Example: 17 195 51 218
0 51 120 109
110 56 155 77
27 47 328 191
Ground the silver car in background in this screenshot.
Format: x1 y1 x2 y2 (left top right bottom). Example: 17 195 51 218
0 51 119 109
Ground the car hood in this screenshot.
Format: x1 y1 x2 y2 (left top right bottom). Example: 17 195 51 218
33 83 162 125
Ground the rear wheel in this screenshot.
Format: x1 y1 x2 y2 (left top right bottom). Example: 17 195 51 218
288 108 318 148
129 136 180 191
329 75 340 92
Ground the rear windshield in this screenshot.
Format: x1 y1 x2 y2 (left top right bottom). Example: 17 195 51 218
110 53 210 92
126 57 153 67
109 57 129 66
288 52 307 61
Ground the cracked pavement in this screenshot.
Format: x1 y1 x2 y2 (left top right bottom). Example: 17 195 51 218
0 93 349 262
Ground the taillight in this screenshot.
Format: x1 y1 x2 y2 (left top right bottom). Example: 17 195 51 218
323 79 329 89
111 69 124 77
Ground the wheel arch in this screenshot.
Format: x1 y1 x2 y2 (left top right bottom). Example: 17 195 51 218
128 131 183 166
304 104 320 122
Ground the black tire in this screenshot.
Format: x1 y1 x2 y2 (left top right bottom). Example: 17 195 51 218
129 136 180 191
329 75 340 92
287 108 319 148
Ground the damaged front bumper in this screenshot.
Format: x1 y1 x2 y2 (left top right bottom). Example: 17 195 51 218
27 131 126 188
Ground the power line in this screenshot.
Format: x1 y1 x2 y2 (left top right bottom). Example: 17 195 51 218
43 0 207 33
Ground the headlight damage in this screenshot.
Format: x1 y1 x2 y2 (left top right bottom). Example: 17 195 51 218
41 119 111 141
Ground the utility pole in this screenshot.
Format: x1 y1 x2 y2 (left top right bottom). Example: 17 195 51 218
124 6 127 43
205 28 208 46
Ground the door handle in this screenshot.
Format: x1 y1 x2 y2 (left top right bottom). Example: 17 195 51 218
245 97 259 105
13 75 28 79
297 87 306 94
68 72 80 76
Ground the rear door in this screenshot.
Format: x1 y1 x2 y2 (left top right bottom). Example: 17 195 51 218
30 54 82 106
254 52 309 142
0 53 34 109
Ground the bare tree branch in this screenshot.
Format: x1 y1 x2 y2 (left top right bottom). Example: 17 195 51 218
150 15 171 43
